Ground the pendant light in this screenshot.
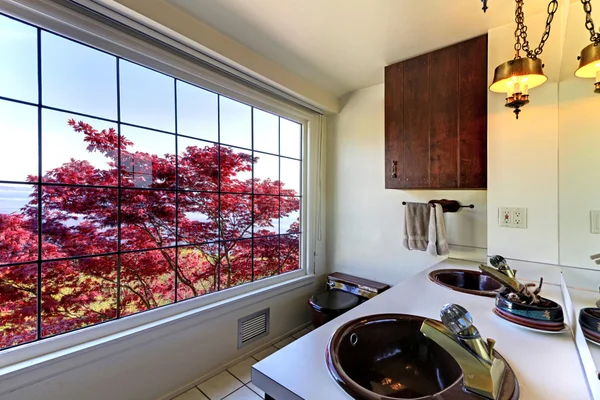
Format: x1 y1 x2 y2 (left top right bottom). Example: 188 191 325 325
575 0 600 93
489 0 559 119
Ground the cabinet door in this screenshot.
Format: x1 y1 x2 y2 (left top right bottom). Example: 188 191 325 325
458 35 487 188
384 34 487 190
384 62 404 189
430 44 459 188
402 54 430 188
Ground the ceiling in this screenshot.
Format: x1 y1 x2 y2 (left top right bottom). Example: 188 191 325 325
165 0 555 97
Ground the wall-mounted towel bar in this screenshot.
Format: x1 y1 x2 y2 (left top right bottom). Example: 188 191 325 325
401 199 474 213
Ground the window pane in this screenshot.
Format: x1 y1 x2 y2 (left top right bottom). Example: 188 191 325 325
41 255 117 337
280 118 301 159
0 15 38 103
220 240 252 289
0 263 37 349
42 109 118 186
253 236 279 280
178 191 218 245
220 147 252 193
253 195 279 237
176 81 218 142
42 186 118 259
219 193 251 240
253 109 278 154
280 196 300 234
0 100 38 182
120 249 175 315
219 96 250 148
253 152 279 194
0 184 37 266
42 32 117 119
120 60 175 132
280 233 300 274
280 158 301 196
120 189 176 251
120 125 175 189
177 137 219 191
177 243 219 300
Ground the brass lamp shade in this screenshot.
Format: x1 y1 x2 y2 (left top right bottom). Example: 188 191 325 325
489 58 547 93
575 43 600 78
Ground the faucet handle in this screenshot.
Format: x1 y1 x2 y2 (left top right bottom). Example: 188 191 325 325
440 303 475 336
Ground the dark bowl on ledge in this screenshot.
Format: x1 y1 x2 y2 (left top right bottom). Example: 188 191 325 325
579 308 600 343
494 291 564 331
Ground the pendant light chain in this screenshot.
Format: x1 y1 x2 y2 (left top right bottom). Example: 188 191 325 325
513 0 559 60
581 0 600 45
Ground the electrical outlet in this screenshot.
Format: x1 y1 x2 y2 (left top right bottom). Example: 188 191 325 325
499 207 527 228
512 208 527 228
499 207 512 227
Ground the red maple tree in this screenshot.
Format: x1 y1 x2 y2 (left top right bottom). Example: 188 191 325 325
0 120 300 349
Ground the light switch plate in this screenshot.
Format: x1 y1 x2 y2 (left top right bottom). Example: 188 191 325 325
591 210 600 234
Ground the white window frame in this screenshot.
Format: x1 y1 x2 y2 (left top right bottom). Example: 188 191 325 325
0 0 321 377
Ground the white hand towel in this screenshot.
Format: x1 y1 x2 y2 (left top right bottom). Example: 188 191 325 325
427 203 449 256
403 202 431 251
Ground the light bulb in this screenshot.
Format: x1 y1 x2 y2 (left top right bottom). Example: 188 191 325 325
596 66 600 84
522 83 529 95
514 82 520 94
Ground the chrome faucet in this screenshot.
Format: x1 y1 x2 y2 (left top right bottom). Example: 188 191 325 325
420 304 506 400
489 255 517 279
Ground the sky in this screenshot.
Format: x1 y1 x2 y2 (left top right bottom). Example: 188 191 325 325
0 14 301 232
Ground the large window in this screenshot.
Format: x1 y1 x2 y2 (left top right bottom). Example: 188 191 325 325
0 13 302 350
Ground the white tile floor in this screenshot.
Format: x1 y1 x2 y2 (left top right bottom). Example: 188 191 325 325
172 326 313 400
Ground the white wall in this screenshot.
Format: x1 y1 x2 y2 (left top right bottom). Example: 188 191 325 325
326 84 487 286
558 2 600 270
486 12 562 265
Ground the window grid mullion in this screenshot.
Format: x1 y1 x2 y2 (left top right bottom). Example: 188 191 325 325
278 117 282 276
216 95 222 292
0 232 300 270
35 26 43 341
0 180 304 199
0 93 302 163
173 79 179 303
251 108 255 283
116 57 122 319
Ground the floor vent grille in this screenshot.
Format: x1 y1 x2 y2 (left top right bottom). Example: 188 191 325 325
238 308 270 348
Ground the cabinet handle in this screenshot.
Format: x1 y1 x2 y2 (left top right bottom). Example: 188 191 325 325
391 161 398 178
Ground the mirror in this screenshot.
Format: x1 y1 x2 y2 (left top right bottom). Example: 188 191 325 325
559 0 600 393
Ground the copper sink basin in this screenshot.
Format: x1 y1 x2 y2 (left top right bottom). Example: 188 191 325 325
326 314 519 400
429 269 503 297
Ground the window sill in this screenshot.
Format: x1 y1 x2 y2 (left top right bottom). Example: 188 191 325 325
0 273 316 395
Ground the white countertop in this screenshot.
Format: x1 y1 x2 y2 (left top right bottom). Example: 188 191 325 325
565 284 600 400
252 259 590 399
568 288 600 363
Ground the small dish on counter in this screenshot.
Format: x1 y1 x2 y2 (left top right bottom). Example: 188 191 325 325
579 307 600 345
494 291 566 332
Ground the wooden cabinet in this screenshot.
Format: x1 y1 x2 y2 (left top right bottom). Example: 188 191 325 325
385 34 488 189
